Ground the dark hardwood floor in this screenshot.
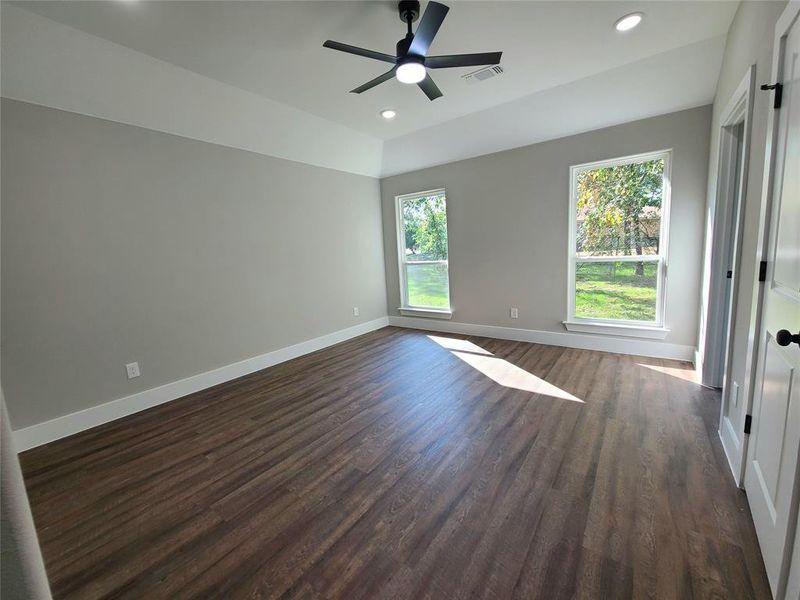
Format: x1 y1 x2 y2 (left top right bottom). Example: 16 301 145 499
20 327 771 599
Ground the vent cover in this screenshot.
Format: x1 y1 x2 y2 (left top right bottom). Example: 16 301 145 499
462 65 504 84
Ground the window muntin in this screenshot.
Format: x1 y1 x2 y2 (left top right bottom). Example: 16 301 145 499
569 151 671 326
396 190 450 311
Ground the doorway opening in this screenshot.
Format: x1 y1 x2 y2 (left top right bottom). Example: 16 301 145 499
712 120 746 390
702 66 756 487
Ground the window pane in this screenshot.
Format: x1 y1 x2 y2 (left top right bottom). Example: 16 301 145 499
575 261 658 322
401 193 448 262
406 263 450 308
576 158 664 257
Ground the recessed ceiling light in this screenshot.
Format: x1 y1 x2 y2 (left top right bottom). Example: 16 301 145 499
380 109 397 120
614 12 643 32
396 61 427 84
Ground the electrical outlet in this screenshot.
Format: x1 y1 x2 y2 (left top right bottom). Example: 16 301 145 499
510 307 519 319
353 307 360 317
126 362 140 379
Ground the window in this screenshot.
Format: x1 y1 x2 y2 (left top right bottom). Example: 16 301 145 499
566 150 671 337
396 189 451 317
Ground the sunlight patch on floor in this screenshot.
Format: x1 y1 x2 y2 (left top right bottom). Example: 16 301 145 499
427 335 492 355
427 335 583 402
637 363 699 383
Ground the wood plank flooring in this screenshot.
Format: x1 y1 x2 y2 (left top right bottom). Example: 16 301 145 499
20 327 771 599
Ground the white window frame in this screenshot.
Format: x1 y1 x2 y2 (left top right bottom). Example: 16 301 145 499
395 188 452 319
564 150 672 339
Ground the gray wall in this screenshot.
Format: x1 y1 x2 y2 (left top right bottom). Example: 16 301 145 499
381 106 712 348
1 99 387 429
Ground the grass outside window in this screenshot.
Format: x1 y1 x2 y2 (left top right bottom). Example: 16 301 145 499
575 262 657 322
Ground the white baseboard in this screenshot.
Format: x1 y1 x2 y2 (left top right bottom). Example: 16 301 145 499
13 317 389 451
388 316 695 361
719 416 744 487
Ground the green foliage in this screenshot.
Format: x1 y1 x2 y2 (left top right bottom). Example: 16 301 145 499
577 159 664 273
415 197 448 259
402 194 448 260
404 210 421 254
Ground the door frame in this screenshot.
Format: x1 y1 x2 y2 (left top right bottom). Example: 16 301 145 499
706 66 755 485
744 2 800 597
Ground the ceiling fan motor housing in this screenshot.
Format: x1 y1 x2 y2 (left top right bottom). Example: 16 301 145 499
398 1 421 24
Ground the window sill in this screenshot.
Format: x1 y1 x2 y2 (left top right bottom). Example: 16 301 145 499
563 320 669 339
398 307 453 320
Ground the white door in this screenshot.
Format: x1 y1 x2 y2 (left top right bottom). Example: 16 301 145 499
788 522 800 600
744 5 800 599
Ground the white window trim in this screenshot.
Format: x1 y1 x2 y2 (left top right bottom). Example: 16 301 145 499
563 320 669 339
395 188 452 317
397 307 453 319
565 149 673 338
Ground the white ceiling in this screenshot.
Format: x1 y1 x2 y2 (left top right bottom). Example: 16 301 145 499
382 35 725 175
14 0 737 143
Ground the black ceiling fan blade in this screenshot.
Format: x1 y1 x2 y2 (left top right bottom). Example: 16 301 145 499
408 1 449 57
323 40 397 64
350 68 397 94
418 74 443 101
426 52 503 69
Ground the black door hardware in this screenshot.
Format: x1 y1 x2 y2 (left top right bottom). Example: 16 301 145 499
761 83 783 109
759 260 767 282
776 329 800 347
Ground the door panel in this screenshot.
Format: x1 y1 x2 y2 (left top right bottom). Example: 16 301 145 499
744 6 800 599
751 339 795 505
747 338 799 591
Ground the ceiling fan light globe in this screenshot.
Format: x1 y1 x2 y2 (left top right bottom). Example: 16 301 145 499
396 61 427 84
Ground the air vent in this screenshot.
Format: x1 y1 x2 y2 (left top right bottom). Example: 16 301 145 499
462 65 504 84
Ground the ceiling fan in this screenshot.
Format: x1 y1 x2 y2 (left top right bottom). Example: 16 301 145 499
323 0 503 101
